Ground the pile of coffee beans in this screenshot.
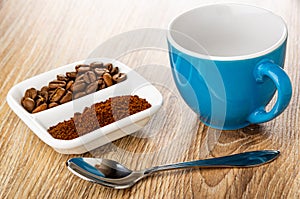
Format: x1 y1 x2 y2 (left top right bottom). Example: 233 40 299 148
21 61 127 113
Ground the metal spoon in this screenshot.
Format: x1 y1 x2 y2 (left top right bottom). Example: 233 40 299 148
66 150 279 189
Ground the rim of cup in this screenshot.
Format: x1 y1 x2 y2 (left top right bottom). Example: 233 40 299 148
167 3 288 61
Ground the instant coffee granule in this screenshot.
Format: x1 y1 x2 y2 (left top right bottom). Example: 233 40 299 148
47 95 151 140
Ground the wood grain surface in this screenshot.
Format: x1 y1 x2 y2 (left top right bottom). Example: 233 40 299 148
1 0 299 198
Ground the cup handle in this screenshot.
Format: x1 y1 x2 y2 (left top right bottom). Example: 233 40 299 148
247 61 292 124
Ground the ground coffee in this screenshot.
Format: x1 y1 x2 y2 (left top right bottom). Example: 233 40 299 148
47 95 151 140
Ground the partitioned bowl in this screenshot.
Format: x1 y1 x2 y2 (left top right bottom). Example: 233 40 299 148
6 58 163 154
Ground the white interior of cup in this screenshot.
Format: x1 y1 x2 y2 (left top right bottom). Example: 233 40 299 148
168 4 287 60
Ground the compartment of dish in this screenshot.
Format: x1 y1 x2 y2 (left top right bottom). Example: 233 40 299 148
17 58 129 114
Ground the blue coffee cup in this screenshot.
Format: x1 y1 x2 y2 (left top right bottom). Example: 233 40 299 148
167 4 292 130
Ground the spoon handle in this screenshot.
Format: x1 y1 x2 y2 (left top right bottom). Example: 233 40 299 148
144 150 279 175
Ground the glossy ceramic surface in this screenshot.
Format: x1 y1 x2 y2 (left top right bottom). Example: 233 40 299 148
167 4 292 130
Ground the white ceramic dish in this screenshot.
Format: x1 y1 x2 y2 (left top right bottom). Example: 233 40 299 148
6 58 163 154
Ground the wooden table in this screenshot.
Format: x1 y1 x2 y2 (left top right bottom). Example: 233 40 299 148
1 0 299 198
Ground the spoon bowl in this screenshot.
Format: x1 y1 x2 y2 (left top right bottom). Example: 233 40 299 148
67 150 280 189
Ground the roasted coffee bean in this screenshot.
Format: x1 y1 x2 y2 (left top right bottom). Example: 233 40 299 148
73 80 86 92
99 83 106 89
49 80 66 89
69 84 74 92
77 66 91 73
103 73 113 86
112 73 127 83
75 73 85 81
36 95 45 107
74 91 86 99
60 91 72 104
75 64 88 69
32 103 47 113
25 88 38 99
86 81 98 94
94 68 109 76
66 72 77 79
83 71 97 84
104 63 113 72
49 102 59 108
40 91 49 102
90 61 104 68
75 64 90 73
48 89 55 96
22 97 35 112
97 78 104 85
50 87 66 102
75 64 89 70
110 66 119 75
57 74 69 82
66 80 74 91
97 78 106 89
41 86 49 93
